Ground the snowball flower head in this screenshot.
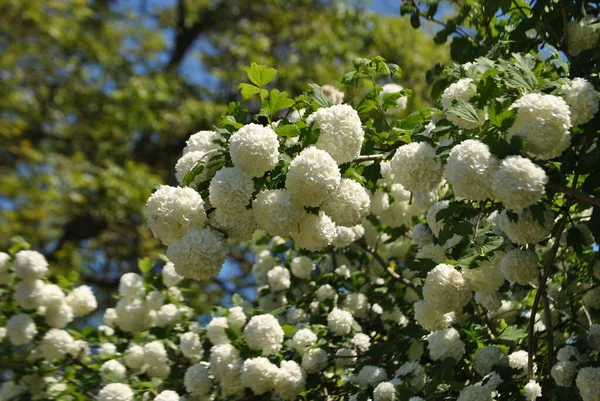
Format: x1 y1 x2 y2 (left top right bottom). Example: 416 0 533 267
292 211 337 251
551 361 578 387
508 350 529 370
162 262 182 287
394 362 426 391
241 357 278 395
343 292 370 318
374 382 396 401
524 380 542 400
154 390 180 401
286 147 341 207
351 333 371 352
227 306 247 328
6 313 37 345
206 317 230 345
180 332 204 361
146 185 207 246
230 123 279 177
497 207 554 245
391 142 443 192
411 223 433 247
97 383 134 401
175 150 220 187
414 300 452 332
322 84 345 104
333 224 365 249
100 360 127 384
0 252 11 284
167 227 228 281
184 130 223 154
292 328 318 354
380 83 408 110
354 365 389 387
444 140 498 200
184 364 212 396
308 104 364 164
576 367 600 401
491 156 548 211
274 360 306 401
321 178 371 226
327 308 354 336
567 16 600 57
253 189 304 236
302 348 329 373
40 329 78 360
427 328 466 361
423 264 471 313
562 77 599 125
500 249 538 285
462 254 505 293
507 93 571 160
156 303 181 327
119 272 145 300
473 346 508 376
212 207 257 241
290 256 314 279
267 265 291 291
244 314 284 355
14 250 48 282
209 166 254 212
66 285 97 317
441 78 486 129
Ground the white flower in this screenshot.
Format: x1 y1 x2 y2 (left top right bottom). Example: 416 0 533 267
156 304 181 327
119 272 145 300
252 189 304 236
380 83 407 110
66 285 97 317
327 308 354 336
184 364 212 396
230 123 279 177
179 332 204 361
162 262 182 287
0 381 26 400
244 314 284 355
524 380 542 400
456 385 493 401
423 264 471 313
154 390 180 401
15 279 44 309
292 328 317 355
308 104 364 164
167 227 228 281
373 382 396 401
290 256 314 280
44 302 74 328
335 348 357 367
391 142 443 192
415 244 447 263
14 250 48 282
371 191 390 216
463 254 506 293
321 178 371 226
556 345 581 362
411 223 433 247
414 300 453 331
551 361 578 387
351 333 371 352
497 207 554 244
209 166 254 213
99 325 114 336
491 156 548 211
427 328 466 361
146 290 163 310
292 212 337 251
146 185 207 246
444 140 498 200
40 329 78 360
567 16 600 57
241 357 278 395
353 365 389 387
508 350 529 370
97 383 134 401
286 147 341 207
6 313 37 345
115 298 155 333
99 343 118 356
473 347 508 376
227 306 247 328
124 345 146 369
302 348 329 373
0 252 11 284
100 360 127 384
274 360 306 400
576 367 600 401
441 78 486 129
206 317 230 345
562 78 599 125
394 362 426 391
508 93 571 160
212 207 257 242
332 224 364 248
322 84 345 105
268 265 291 291
210 344 242 385
175 150 220 187
316 284 336 301
184 130 223 154
500 249 538 285
589 324 600 351
286 307 309 325
38 283 66 309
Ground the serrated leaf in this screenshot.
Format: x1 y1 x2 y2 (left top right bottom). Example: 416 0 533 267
241 63 277 87
276 124 301 137
182 162 204 187
498 325 527 341
308 83 332 107
263 89 295 118
238 83 261 100
446 98 482 124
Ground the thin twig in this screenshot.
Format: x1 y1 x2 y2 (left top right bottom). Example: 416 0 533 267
540 279 555 368
581 304 593 328
547 182 600 208
353 154 384 163
356 240 417 290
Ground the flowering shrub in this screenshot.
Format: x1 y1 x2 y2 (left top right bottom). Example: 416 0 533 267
2 9 600 400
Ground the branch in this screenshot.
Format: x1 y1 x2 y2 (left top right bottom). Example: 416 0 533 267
352 154 384 163
356 240 417 291
540 280 555 368
547 182 600 208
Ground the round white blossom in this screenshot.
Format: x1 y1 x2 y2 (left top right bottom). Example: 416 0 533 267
500 249 538 285
456 385 493 401
146 185 207 246
391 142 443 192
322 84 345 104
507 93 571 160
441 78 486 129
0 252 11 284
97 383 134 401
244 314 284 355
491 156 548 211
292 328 318 355
332 224 364 249
414 300 452 331
227 306 247 328
444 140 498 200
423 264 471 314
394 362 426 391
209 167 254 214
156 303 181 327
524 380 542 400
114 298 155 333
154 390 180 401
302 348 329 373
411 223 433 247
342 293 370 318
381 83 407 110
100 360 127 384
373 381 396 401
146 290 163 310
353 365 389 388
321 178 371 226
473 347 508 376
463 254 506 293
230 123 279 177
184 364 212 396
286 147 341 207
427 328 466 361
184 130 223 154
15 279 44 309
99 342 117 356
327 308 354 336
566 16 600 57
497 207 554 244
167 227 228 281
371 190 390 216
576 367 600 401
308 104 364 164
290 256 314 280
335 348 357 367
351 333 371 352
179 332 204 361
274 360 305 401
124 345 145 369
551 361 578 387
175 150 220 187
268 265 291 291
508 350 529 370
162 262 182 287
240 357 278 395
66 285 97 317
6 313 37 345
40 329 78 360
292 212 337 251
212 207 257 241
14 250 48 282
119 272 145 300
252 189 304 236
38 283 66 309
206 317 230 345
45 303 74 328
562 77 599 125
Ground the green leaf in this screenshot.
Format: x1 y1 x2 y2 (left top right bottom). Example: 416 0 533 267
138 257 153 274
356 97 379 115
263 89 295 118
446 98 482 124
241 63 277 87
238 83 261 100
488 99 517 130
231 293 244 307
308 83 332 107
276 124 301 137
498 325 527 341
504 67 537 91
282 324 296 336
182 162 204 187
9 236 31 255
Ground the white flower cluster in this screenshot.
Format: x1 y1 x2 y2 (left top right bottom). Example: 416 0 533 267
562 78 599 125
441 78 486 129
491 156 548 212
497 207 554 244
427 328 466 361
566 16 600 57
423 264 471 313
243 314 284 355
444 140 497 201
391 142 443 192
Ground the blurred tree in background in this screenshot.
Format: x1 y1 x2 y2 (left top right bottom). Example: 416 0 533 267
0 0 448 308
